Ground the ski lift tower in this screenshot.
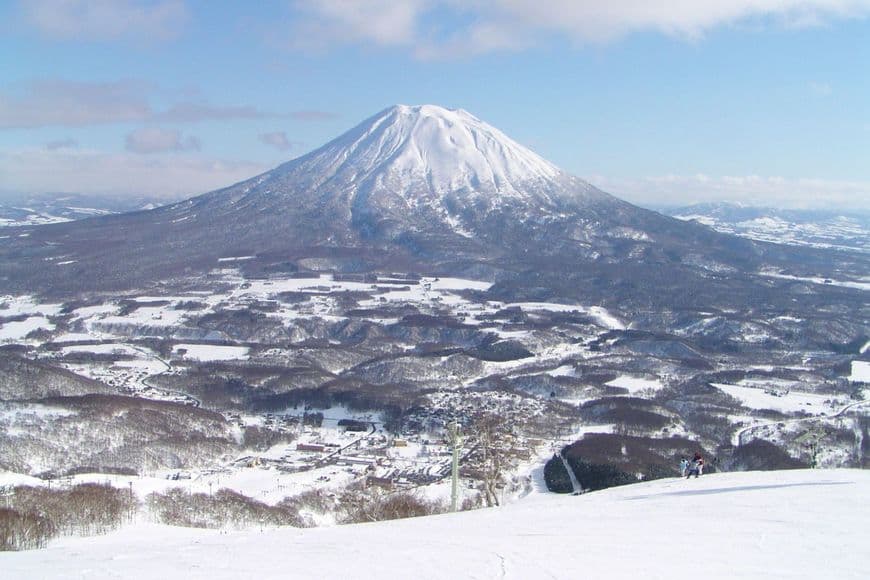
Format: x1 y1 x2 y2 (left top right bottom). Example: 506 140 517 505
448 421 462 512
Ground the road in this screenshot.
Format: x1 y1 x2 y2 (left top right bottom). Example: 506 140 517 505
127 344 201 407
320 421 379 464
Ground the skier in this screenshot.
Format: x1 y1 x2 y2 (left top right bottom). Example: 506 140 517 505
686 452 704 478
679 457 689 477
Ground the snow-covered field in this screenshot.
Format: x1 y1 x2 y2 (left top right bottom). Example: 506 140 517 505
850 361 870 383
173 344 250 361
712 383 841 414
0 316 55 340
5 469 868 579
606 375 665 395
758 269 870 292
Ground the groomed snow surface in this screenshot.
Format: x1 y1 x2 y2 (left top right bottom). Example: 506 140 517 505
6 469 868 579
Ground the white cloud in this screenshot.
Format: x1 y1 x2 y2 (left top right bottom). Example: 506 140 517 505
289 0 426 50
21 0 188 42
125 127 200 154
470 0 870 44
589 173 870 210
285 0 870 57
258 131 295 151
0 147 267 198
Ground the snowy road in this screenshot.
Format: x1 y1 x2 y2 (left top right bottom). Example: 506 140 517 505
127 345 201 407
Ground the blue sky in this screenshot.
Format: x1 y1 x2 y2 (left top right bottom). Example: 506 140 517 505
1 0 868 209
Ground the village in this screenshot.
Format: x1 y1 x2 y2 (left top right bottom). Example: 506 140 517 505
213 398 552 505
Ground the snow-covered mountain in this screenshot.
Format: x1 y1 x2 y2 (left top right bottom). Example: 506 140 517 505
173 103 621 248
1 103 866 324
0 104 771 301
5 469 869 579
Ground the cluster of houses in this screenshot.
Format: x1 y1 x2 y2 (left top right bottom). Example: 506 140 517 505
220 389 551 500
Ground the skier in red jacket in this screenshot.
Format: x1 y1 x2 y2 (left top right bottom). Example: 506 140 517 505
686 452 704 478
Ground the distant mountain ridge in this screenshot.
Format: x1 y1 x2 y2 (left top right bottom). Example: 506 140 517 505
662 202 870 254
0 193 175 227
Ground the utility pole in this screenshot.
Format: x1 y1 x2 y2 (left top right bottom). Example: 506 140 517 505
129 481 135 521
448 421 462 512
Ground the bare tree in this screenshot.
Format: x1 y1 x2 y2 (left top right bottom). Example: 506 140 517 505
473 414 510 508
338 487 441 523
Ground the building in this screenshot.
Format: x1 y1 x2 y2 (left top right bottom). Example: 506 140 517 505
296 443 326 453
366 476 394 489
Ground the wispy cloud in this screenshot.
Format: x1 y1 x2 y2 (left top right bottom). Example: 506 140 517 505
157 103 273 123
45 138 79 150
0 80 329 129
590 173 870 210
0 146 267 198
284 1 870 58
20 0 188 42
125 127 200 154
0 79 151 129
258 131 296 151
289 110 339 121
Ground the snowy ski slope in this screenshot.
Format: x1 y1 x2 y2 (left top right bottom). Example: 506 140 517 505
5 469 868 579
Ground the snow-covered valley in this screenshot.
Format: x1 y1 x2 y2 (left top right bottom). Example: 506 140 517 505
1 263 866 534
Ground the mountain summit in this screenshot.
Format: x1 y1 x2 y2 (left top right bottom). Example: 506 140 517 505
286 104 565 199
